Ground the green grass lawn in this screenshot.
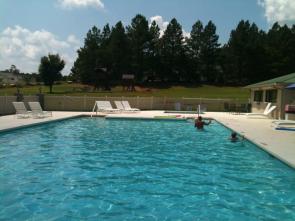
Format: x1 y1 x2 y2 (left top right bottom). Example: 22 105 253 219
0 83 250 100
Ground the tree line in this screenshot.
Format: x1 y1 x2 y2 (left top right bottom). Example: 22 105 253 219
70 15 295 87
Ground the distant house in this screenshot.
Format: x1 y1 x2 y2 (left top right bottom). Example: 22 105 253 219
0 71 24 85
245 73 295 119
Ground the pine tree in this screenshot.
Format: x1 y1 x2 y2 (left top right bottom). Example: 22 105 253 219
200 21 220 83
108 21 131 81
225 20 267 84
127 14 150 81
71 26 101 85
187 20 204 83
147 21 161 81
99 24 112 70
161 18 184 82
266 23 295 78
101 24 111 44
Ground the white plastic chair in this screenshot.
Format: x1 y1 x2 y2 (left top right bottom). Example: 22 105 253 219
12 102 31 119
28 102 52 118
115 101 140 113
121 101 140 112
91 101 121 116
114 101 125 111
247 104 277 118
272 120 295 130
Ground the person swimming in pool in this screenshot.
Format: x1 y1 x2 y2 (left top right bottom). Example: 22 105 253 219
229 132 245 142
194 116 212 129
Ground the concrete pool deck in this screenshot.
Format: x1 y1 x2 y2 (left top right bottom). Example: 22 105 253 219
0 111 294 169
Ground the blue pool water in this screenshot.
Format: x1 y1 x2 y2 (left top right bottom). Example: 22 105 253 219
0 118 295 221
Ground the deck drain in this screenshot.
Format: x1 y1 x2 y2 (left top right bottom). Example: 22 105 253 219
260 142 268 146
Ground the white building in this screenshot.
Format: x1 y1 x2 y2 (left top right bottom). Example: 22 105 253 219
0 71 23 85
245 72 295 119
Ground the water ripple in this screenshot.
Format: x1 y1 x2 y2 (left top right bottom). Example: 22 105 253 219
0 118 295 221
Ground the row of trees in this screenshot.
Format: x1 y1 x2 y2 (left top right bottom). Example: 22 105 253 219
70 14 295 86
222 21 295 84
7 15 294 92
70 15 220 85
34 15 295 91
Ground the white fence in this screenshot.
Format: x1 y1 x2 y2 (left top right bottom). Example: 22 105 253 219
0 95 249 115
44 96 249 112
0 96 38 115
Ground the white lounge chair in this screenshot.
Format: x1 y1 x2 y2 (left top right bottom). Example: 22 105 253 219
246 103 271 116
275 123 295 131
114 101 125 111
246 103 276 118
28 102 52 118
12 102 31 118
115 101 140 113
272 120 295 131
91 101 121 116
122 101 140 112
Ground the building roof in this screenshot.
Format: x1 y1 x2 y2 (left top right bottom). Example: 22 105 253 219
245 73 295 89
0 72 15 77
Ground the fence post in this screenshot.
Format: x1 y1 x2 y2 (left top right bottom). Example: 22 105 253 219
84 95 86 111
4 94 7 114
62 95 65 111
163 96 166 110
136 96 139 109
150 96 154 110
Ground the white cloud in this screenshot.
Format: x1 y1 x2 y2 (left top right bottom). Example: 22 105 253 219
150 15 169 37
0 25 81 75
182 30 191 39
58 0 104 10
258 0 295 25
67 35 81 51
149 15 190 38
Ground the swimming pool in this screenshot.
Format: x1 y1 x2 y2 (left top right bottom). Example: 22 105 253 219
0 117 294 220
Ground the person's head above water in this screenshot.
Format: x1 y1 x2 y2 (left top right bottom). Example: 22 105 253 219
231 132 237 138
198 116 202 121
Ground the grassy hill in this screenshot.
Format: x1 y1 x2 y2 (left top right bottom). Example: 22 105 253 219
0 83 250 100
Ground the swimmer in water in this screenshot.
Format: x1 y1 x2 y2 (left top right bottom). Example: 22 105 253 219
194 116 212 130
229 132 245 142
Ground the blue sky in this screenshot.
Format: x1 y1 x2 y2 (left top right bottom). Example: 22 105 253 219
0 0 294 74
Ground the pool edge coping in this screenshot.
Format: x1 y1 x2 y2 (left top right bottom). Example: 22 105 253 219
214 119 295 169
0 114 86 133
